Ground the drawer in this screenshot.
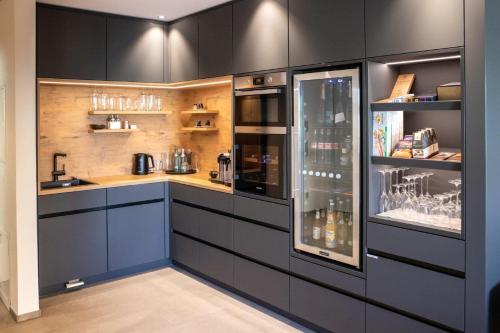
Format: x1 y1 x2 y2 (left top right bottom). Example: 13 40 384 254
171 202 199 238
234 257 289 312
107 183 164 206
38 189 106 216
290 277 365 333
366 304 447 333
368 222 465 272
199 210 233 250
234 195 289 230
234 219 289 271
171 182 233 213
198 242 234 287
172 233 199 271
290 256 365 297
367 256 464 331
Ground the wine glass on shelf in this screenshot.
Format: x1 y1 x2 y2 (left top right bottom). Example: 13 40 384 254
378 169 389 213
422 172 434 198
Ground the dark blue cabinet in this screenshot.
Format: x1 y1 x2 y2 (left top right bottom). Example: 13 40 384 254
107 202 166 271
38 211 107 289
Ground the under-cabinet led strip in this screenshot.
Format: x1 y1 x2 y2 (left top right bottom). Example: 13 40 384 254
37 79 232 90
385 55 461 66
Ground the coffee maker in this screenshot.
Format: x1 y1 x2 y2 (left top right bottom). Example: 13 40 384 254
210 151 232 186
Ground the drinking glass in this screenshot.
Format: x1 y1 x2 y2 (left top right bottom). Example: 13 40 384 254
422 172 434 198
156 96 163 111
100 94 108 111
378 170 389 213
146 94 155 111
90 91 99 111
108 95 116 111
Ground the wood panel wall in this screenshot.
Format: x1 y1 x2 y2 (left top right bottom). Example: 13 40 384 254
38 84 232 181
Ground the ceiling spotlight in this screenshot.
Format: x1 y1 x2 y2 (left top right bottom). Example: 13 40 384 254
158 15 165 20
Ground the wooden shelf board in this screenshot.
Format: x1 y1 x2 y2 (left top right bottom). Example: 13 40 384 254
181 127 219 133
88 128 139 134
180 110 219 115
371 155 461 171
88 111 172 115
370 100 461 112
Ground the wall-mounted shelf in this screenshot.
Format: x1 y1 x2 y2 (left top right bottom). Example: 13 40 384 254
88 111 172 115
88 128 139 134
371 100 461 112
371 155 461 171
180 110 219 115
181 127 219 133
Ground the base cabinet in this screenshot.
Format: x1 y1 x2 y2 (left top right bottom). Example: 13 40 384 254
38 211 107 289
108 202 166 271
290 277 365 333
366 305 447 333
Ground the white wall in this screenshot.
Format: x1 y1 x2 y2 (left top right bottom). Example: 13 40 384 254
0 0 39 317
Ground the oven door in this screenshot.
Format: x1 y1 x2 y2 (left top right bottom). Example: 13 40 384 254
234 88 287 127
234 129 287 200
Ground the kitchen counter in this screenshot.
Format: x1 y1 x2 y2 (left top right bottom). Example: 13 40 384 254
38 172 233 196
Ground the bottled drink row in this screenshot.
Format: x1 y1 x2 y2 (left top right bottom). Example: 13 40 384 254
305 127 353 168
303 195 353 253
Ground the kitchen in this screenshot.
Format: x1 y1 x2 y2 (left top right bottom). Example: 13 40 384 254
1 0 499 332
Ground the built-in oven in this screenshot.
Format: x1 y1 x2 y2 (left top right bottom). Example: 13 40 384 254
234 72 287 201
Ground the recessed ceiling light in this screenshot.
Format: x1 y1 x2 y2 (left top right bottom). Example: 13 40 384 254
158 15 165 20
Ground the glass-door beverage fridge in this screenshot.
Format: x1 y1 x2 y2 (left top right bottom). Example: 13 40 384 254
292 67 361 268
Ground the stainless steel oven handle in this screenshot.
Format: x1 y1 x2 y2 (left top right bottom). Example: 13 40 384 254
235 126 287 135
234 88 282 96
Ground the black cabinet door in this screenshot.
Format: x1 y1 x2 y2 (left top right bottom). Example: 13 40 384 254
233 0 288 74
37 6 106 80
169 16 198 82
289 0 365 67
38 211 107 288
365 0 464 57
107 17 165 83
108 202 166 271
198 5 233 79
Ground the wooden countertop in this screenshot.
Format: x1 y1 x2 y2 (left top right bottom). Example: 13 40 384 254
38 173 232 196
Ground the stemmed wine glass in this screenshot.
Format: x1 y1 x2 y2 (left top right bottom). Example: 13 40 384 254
378 170 389 213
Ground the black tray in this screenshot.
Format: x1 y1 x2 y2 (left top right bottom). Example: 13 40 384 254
164 169 197 175
209 178 232 187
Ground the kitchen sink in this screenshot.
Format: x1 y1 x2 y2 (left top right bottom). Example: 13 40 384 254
40 178 96 190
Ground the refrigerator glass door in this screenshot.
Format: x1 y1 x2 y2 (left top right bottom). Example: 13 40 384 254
292 68 361 268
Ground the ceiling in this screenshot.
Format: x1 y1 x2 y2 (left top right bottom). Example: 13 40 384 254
38 0 232 21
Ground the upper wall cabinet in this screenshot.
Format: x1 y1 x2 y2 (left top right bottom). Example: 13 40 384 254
107 17 165 83
365 0 464 57
198 5 233 79
289 0 365 67
37 6 106 80
170 16 199 83
233 0 288 74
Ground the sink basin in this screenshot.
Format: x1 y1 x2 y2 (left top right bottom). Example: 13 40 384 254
40 178 96 190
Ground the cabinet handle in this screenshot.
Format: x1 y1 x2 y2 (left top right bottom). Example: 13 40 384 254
367 253 379 260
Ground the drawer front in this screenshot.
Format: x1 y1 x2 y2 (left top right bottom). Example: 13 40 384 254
107 202 166 271
38 211 108 288
367 256 464 331
234 219 289 271
172 233 199 271
290 256 365 297
199 209 233 250
171 202 200 238
234 257 289 312
234 195 289 230
38 189 106 216
368 222 465 272
171 182 233 213
107 183 164 206
366 304 447 333
290 277 365 333
198 243 234 287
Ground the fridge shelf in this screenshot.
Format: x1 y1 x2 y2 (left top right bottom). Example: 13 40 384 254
371 156 461 171
370 100 461 112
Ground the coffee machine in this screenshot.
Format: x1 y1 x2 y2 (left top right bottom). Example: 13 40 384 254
210 151 232 186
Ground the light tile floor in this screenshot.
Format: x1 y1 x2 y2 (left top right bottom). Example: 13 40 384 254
0 267 313 333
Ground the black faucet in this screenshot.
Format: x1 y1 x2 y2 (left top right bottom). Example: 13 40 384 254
52 153 67 182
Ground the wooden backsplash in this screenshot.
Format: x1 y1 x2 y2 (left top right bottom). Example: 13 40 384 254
38 84 233 181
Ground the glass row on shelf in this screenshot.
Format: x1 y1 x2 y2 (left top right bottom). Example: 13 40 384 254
376 167 462 232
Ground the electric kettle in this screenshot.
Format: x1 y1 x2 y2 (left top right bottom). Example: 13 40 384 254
133 153 155 175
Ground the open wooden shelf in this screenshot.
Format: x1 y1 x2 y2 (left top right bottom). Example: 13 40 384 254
180 110 219 115
88 128 139 134
88 111 172 115
371 155 461 171
181 127 219 133
371 100 461 112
